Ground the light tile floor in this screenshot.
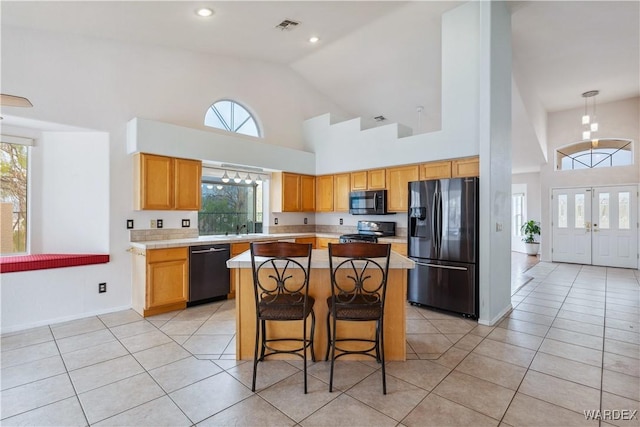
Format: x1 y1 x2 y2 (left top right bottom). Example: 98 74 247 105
1 262 639 426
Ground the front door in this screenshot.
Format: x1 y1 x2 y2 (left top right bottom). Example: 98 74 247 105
552 185 638 268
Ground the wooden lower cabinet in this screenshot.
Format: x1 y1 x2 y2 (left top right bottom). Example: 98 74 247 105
229 242 250 299
132 247 188 317
390 243 407 256
295 237 317 248
316 237 339 249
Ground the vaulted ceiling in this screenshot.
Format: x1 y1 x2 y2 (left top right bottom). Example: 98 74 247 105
2 1 639 173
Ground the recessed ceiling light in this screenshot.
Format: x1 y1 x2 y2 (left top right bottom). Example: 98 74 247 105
309 36 320 43
196 8 213 17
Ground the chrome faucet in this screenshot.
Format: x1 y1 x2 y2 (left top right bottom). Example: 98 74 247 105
236 224 247 235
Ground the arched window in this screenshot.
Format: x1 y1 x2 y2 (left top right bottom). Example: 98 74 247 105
204 100 261 137
556 139 633 170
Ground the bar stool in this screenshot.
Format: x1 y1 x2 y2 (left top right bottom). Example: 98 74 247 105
250 241 315 393
325 242 391 394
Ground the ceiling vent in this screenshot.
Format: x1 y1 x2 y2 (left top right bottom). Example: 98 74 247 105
374 115 387 122
275 19 300 31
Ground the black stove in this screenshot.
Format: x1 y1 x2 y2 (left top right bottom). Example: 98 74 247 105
339 221 396 243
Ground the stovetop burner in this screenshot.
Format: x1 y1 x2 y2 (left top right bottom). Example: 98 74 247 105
338 220 396 243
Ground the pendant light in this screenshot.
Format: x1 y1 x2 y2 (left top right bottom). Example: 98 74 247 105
233 172 242 183
244 173 252 184
221 171 230 183
255 175 263 184
581 90 599 141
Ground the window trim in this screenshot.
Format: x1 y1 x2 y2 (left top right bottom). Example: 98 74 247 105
204 99 262 138
555 138 633 170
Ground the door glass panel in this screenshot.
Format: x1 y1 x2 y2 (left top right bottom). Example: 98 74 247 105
512 193 524 236
575 194 585 228
619 192 630 229
558 194 567 228
599 193 610 229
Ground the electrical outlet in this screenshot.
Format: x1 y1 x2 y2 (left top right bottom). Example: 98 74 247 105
181 219 190 228
150 219 156 228
98 282 107 293
157 219 163 229
274 217 278 225
126 219 134 229
339 218 343 225
304 217 308 224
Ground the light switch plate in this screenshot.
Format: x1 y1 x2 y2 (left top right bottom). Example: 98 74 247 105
126 219 134 229
182 219 190 228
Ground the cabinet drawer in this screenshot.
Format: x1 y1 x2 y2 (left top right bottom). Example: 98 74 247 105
147 247 187 263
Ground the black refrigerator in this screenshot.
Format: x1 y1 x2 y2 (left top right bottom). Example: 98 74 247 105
407 177 479 318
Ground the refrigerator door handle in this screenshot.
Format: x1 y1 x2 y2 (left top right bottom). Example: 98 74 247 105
414 261 468 271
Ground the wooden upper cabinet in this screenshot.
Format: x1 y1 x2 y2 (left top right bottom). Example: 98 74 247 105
316 175 334 212
174 158 202 210
134 153 202 211
452 156 479 178
420 161 452 181
386 165 419 212
333 173 351 212
367 169 386 190
281 172 301 212
350 171 368 191
300 175 316 212
271 172 315 212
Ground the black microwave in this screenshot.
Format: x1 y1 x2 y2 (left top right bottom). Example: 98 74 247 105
349 190 388 215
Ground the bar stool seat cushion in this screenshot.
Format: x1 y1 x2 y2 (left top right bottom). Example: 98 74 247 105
326 295 382 319
259 295 315 320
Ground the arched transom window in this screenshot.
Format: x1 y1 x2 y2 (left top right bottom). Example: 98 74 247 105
556 139 633 170
204 99 261 137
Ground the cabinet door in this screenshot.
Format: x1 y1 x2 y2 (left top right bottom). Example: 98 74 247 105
282 173 301 212
136 153 173 210
146 247 188 309
390 243 407 256
350 171 368 191
174 158 202 210
316 237 339 249
300 175 316 212
316 175 334 212
452 157 479 178
420 161 452 181
295 237 316 248
333 173 351 212
368 169 386 190
386 165 419 212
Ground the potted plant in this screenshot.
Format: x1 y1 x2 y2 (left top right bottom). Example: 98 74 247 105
521 220 541 256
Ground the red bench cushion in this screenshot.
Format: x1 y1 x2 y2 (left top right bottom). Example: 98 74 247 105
0 254 110 273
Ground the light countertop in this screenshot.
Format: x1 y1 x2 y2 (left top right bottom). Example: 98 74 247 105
226 248 415 269
130 233 406 250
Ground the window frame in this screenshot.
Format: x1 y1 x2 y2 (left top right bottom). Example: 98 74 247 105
0 136 32 255
204 99 262 138
555 138 633 171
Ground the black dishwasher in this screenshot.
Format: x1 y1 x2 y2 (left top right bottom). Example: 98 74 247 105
188 244 231 306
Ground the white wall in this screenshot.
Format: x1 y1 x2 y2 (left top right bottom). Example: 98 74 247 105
31 132 110 253
512 172 542 253
305 1 482 175
306 2 513 324
1 25 347 331
539 96 640 261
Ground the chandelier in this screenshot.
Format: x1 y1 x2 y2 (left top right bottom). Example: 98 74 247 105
581 90 599 142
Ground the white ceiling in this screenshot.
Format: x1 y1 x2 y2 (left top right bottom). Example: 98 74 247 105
2 1 639 173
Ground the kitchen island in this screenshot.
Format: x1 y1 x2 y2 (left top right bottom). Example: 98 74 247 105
227 248 414 361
